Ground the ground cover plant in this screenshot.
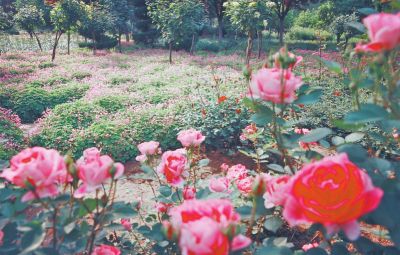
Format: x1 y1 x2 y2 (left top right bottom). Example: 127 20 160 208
0 0 399 254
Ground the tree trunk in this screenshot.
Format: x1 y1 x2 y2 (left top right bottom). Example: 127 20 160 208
32 31 43 52
279 16 285 46
125 33 130 42
257 30 262 59
217 16 223 41
246 32 253 65
169 42 172 64
52 31 62 62
190 34 196 55
67 31 71 55
92 32 96 55
118 33 122 53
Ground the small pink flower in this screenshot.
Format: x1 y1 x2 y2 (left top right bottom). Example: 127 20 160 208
220 163 229 172
249 68 303 104
236 177 254 195
183 186 196 200
121 218 132 231
137 141 160 155
283 153 383 241
226 164 248 182
1 147 69 202
273 48 303 70
135 154 147 163
302 242 319 251
209 177 230 193
157 150 187 187
156 202 173 213
74 148 124 198
177 129 206 147
295 128 318 150
355 13 400 52
263 175 291 209
92 244 121 255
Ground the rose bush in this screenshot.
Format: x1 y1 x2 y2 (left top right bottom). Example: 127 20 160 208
0 9 399 255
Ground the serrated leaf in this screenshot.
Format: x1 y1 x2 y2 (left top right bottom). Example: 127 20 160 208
344 104 389 124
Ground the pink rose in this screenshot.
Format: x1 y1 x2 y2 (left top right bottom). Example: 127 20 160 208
135 154 147 163
92 244 121 255
121 218 132 231
302 242 319 251
236 177 254 196
179 218 230 255
169 199 240 228
168 199 250 254
137 141 160 155
283 153 383 240
264 175 291 209
295 128 318 150
1 147 69 202
157 150 187 187
355 13 400 52
220 163 229 173
226 164 248 182
177 129 206 147
249 68 303 104
209 177 230 193
74 148 124 198
156 202 173 213
183 186 196 200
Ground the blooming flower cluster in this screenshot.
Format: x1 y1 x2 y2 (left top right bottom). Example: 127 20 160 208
209 164 254 196
135 141 161 163
166 199 251 255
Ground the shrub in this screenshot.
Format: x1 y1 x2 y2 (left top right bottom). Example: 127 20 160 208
287 26 333 41
13 87 50 123
183 98 250 150
71 71 92 80
195 38 238 52
108 76 134 86
48 83 89 107
44 76 71 86
78 36 118 50
0 86 17 109
0 109 25 160
93 95 129 113
38 62 56 69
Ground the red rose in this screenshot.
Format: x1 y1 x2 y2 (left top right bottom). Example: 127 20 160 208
283 153 383 240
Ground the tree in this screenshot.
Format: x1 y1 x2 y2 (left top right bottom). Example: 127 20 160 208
202 0 226 40
147 0 205 63
224 0 269 64
78 2 116 55
50 0 84 60
267 0 310 45
0 6 12 33
100 0 130 52
131 0 158 45
14 4 46 51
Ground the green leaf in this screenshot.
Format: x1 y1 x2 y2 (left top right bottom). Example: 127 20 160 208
20 223 46 255
264 216 283 233
294 88 323 105
112 202 138 218
358 7 378 15
317 58 342 74
63 222 75 235
345 132 365 143
78 198 97 217
267 164 286 174
346 21 366 33
159 186 172 197
251 105 273 126
299 128 332 143
344 104 389 124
